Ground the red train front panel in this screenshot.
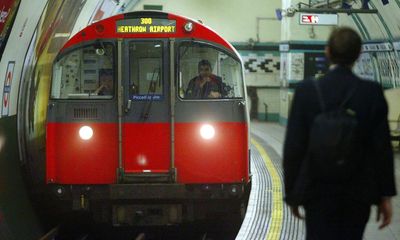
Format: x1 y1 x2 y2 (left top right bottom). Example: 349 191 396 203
175 121 248 183
46 122 118 184
46 11 249 187
122 123 171 174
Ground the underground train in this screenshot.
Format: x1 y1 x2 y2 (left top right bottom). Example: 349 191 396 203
45 11 250 226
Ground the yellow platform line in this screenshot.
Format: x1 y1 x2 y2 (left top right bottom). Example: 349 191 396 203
251 138 283 240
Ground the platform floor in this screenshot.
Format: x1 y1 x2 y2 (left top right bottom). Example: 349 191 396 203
236 121 400 240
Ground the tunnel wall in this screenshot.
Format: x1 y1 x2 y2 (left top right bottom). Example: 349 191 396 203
0 116 42 240
0 0 48 238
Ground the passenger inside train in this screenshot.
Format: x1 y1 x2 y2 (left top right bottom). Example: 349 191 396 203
185 59 225 99
178 42 244 100
50 44 115 99
94 69 114 96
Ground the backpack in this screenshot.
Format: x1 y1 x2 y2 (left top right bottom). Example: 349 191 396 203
307 80 360 183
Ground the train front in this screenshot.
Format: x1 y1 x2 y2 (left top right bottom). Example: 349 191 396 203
46 11 250 226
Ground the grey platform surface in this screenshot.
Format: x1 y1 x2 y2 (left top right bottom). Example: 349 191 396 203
237 121 400 240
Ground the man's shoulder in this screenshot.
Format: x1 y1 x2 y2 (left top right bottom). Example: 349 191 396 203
357 78 380 89
323 69 381 89
295 78 315 91
188 77 198 85
349 77 382 97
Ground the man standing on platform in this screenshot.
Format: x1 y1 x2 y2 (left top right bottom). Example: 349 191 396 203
283 27 396 240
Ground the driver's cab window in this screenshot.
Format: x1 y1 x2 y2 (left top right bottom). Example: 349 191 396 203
178 42 244 99
51 43 115 99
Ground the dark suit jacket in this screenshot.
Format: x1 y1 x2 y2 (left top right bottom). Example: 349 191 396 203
283 65 397 206
185 75 225 99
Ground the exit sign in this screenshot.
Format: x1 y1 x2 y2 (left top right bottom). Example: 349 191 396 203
299 13 338 25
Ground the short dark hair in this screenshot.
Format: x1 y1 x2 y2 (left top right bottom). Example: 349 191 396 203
327 27 362 66
198 59 212 71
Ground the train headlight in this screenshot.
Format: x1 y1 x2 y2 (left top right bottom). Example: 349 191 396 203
54 186 65 197
200 124 215 140
230 185 239 196
79 126 93 140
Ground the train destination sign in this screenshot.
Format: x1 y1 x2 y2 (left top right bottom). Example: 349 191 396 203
116 18 176 34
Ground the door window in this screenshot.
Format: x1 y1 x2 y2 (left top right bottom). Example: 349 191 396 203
128 42 163 101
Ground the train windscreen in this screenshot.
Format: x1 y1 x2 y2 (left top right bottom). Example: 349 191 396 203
51 43 115 99
178 41 244 100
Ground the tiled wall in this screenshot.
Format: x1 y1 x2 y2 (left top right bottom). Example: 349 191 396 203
242 53 280 74
236 41 400 124
238 48 281 122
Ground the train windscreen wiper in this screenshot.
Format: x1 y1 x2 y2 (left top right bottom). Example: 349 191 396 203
140 68 160 121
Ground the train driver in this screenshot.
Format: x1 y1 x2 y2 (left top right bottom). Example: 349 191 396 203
185 59 226 99
94 69 114 95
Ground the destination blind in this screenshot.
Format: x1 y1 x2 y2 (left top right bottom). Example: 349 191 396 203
116 18 176 34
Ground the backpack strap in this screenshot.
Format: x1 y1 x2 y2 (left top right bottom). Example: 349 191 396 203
339 80 358 109
313 78 358 111
312 79 326 112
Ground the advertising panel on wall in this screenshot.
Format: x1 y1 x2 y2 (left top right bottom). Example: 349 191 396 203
287 53 305 81
391 41 400 88
357 42 399 88
279 43 328 85
0 0 19 36
354 52 375 81
0 0 20 57
0 0 46 118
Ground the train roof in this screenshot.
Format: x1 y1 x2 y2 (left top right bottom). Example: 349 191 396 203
61 11 236 53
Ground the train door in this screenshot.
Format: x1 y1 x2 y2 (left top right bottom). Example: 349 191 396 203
121 40 171 182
